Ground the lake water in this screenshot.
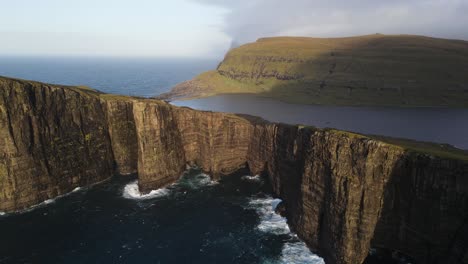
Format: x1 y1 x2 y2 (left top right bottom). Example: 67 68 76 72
173 94 468 150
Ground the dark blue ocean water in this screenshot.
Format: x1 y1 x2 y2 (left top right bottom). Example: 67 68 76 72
0 170 326 264
0 56 217 97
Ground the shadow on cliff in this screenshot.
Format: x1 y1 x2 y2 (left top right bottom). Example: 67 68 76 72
248 35 468 107
367 154 468 264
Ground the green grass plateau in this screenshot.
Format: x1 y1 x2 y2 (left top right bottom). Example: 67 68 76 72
161 34 468 107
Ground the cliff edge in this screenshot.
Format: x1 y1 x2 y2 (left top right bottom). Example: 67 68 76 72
1 76 468 263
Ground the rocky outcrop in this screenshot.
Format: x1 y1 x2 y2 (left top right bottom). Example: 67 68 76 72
1 77 468 264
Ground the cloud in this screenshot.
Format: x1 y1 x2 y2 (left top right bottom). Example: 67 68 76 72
193 0 468 43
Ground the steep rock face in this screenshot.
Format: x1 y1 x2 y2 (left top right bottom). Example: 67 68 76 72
247 125 407 263
174 107 254 179
276 131 406 264
246 123 468 264
0 78 114 212
132 100 186 193
101 97 138 175
372 156 468 263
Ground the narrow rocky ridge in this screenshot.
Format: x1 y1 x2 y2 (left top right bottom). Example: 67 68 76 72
1 77 468 264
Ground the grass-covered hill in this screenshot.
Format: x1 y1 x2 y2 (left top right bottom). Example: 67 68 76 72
159 34 468 107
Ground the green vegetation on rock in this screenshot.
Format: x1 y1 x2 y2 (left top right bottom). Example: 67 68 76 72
160 34 468 107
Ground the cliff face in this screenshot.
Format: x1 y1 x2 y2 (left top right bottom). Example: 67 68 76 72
102 97 138 175
132 100 186 192
1 77 468 264
248 127 407 263
372 156 468 263
174 107 255 179
159 35 468 107
0 78 114 212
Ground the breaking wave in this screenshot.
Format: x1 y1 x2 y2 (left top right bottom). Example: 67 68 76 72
241 175 262 182
248 197 290 234
182 173 218 189
280 239 325 264
248 196 325 264
0 185 85 216
122 172 217 200
122 181 170 200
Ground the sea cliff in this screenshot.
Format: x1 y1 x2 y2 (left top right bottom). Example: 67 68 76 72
1 76 467 264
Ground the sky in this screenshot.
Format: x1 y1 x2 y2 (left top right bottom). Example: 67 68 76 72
1 0 468 58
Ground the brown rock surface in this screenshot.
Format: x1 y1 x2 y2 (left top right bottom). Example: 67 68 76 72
1 76 468 264
0 77 114 212
101 96 138 175
132 100 186 192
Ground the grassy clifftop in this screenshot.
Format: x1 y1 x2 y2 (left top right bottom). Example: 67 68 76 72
160 34 468 107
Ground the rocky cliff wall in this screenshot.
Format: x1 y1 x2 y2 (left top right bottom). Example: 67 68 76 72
0 78 114 212
372 155 468 263
174 107 255 179
101 97 138 175
1 77 467 264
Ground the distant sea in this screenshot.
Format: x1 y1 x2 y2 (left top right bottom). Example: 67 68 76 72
0 56 218 97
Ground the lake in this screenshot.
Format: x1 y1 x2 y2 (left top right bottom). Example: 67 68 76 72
172 94 468 150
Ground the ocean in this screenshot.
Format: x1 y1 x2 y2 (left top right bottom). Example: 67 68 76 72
0 56 217 97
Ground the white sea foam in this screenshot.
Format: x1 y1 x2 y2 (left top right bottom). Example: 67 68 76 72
248 197 290 234
248 196 325 264
43 199 55 204
280 240 325 264
0 212 5 216
3 185 86 215
191 173 218 188
241 175 262 182
122 181 170 200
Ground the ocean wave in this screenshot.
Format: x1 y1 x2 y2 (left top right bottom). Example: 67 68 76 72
43 199 55 205
190 173 218 188
248 197 290 235
248 196 325 264
1 186 85 216
280 240 325 264
122 181 170 200
241 175 262 182
175 172 218 190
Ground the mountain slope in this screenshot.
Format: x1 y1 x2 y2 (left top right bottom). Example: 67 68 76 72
160 34 468 107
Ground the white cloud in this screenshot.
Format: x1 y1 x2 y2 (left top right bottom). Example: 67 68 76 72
193 0 468 43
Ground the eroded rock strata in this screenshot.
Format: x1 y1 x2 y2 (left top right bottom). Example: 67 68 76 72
1 77 467 264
